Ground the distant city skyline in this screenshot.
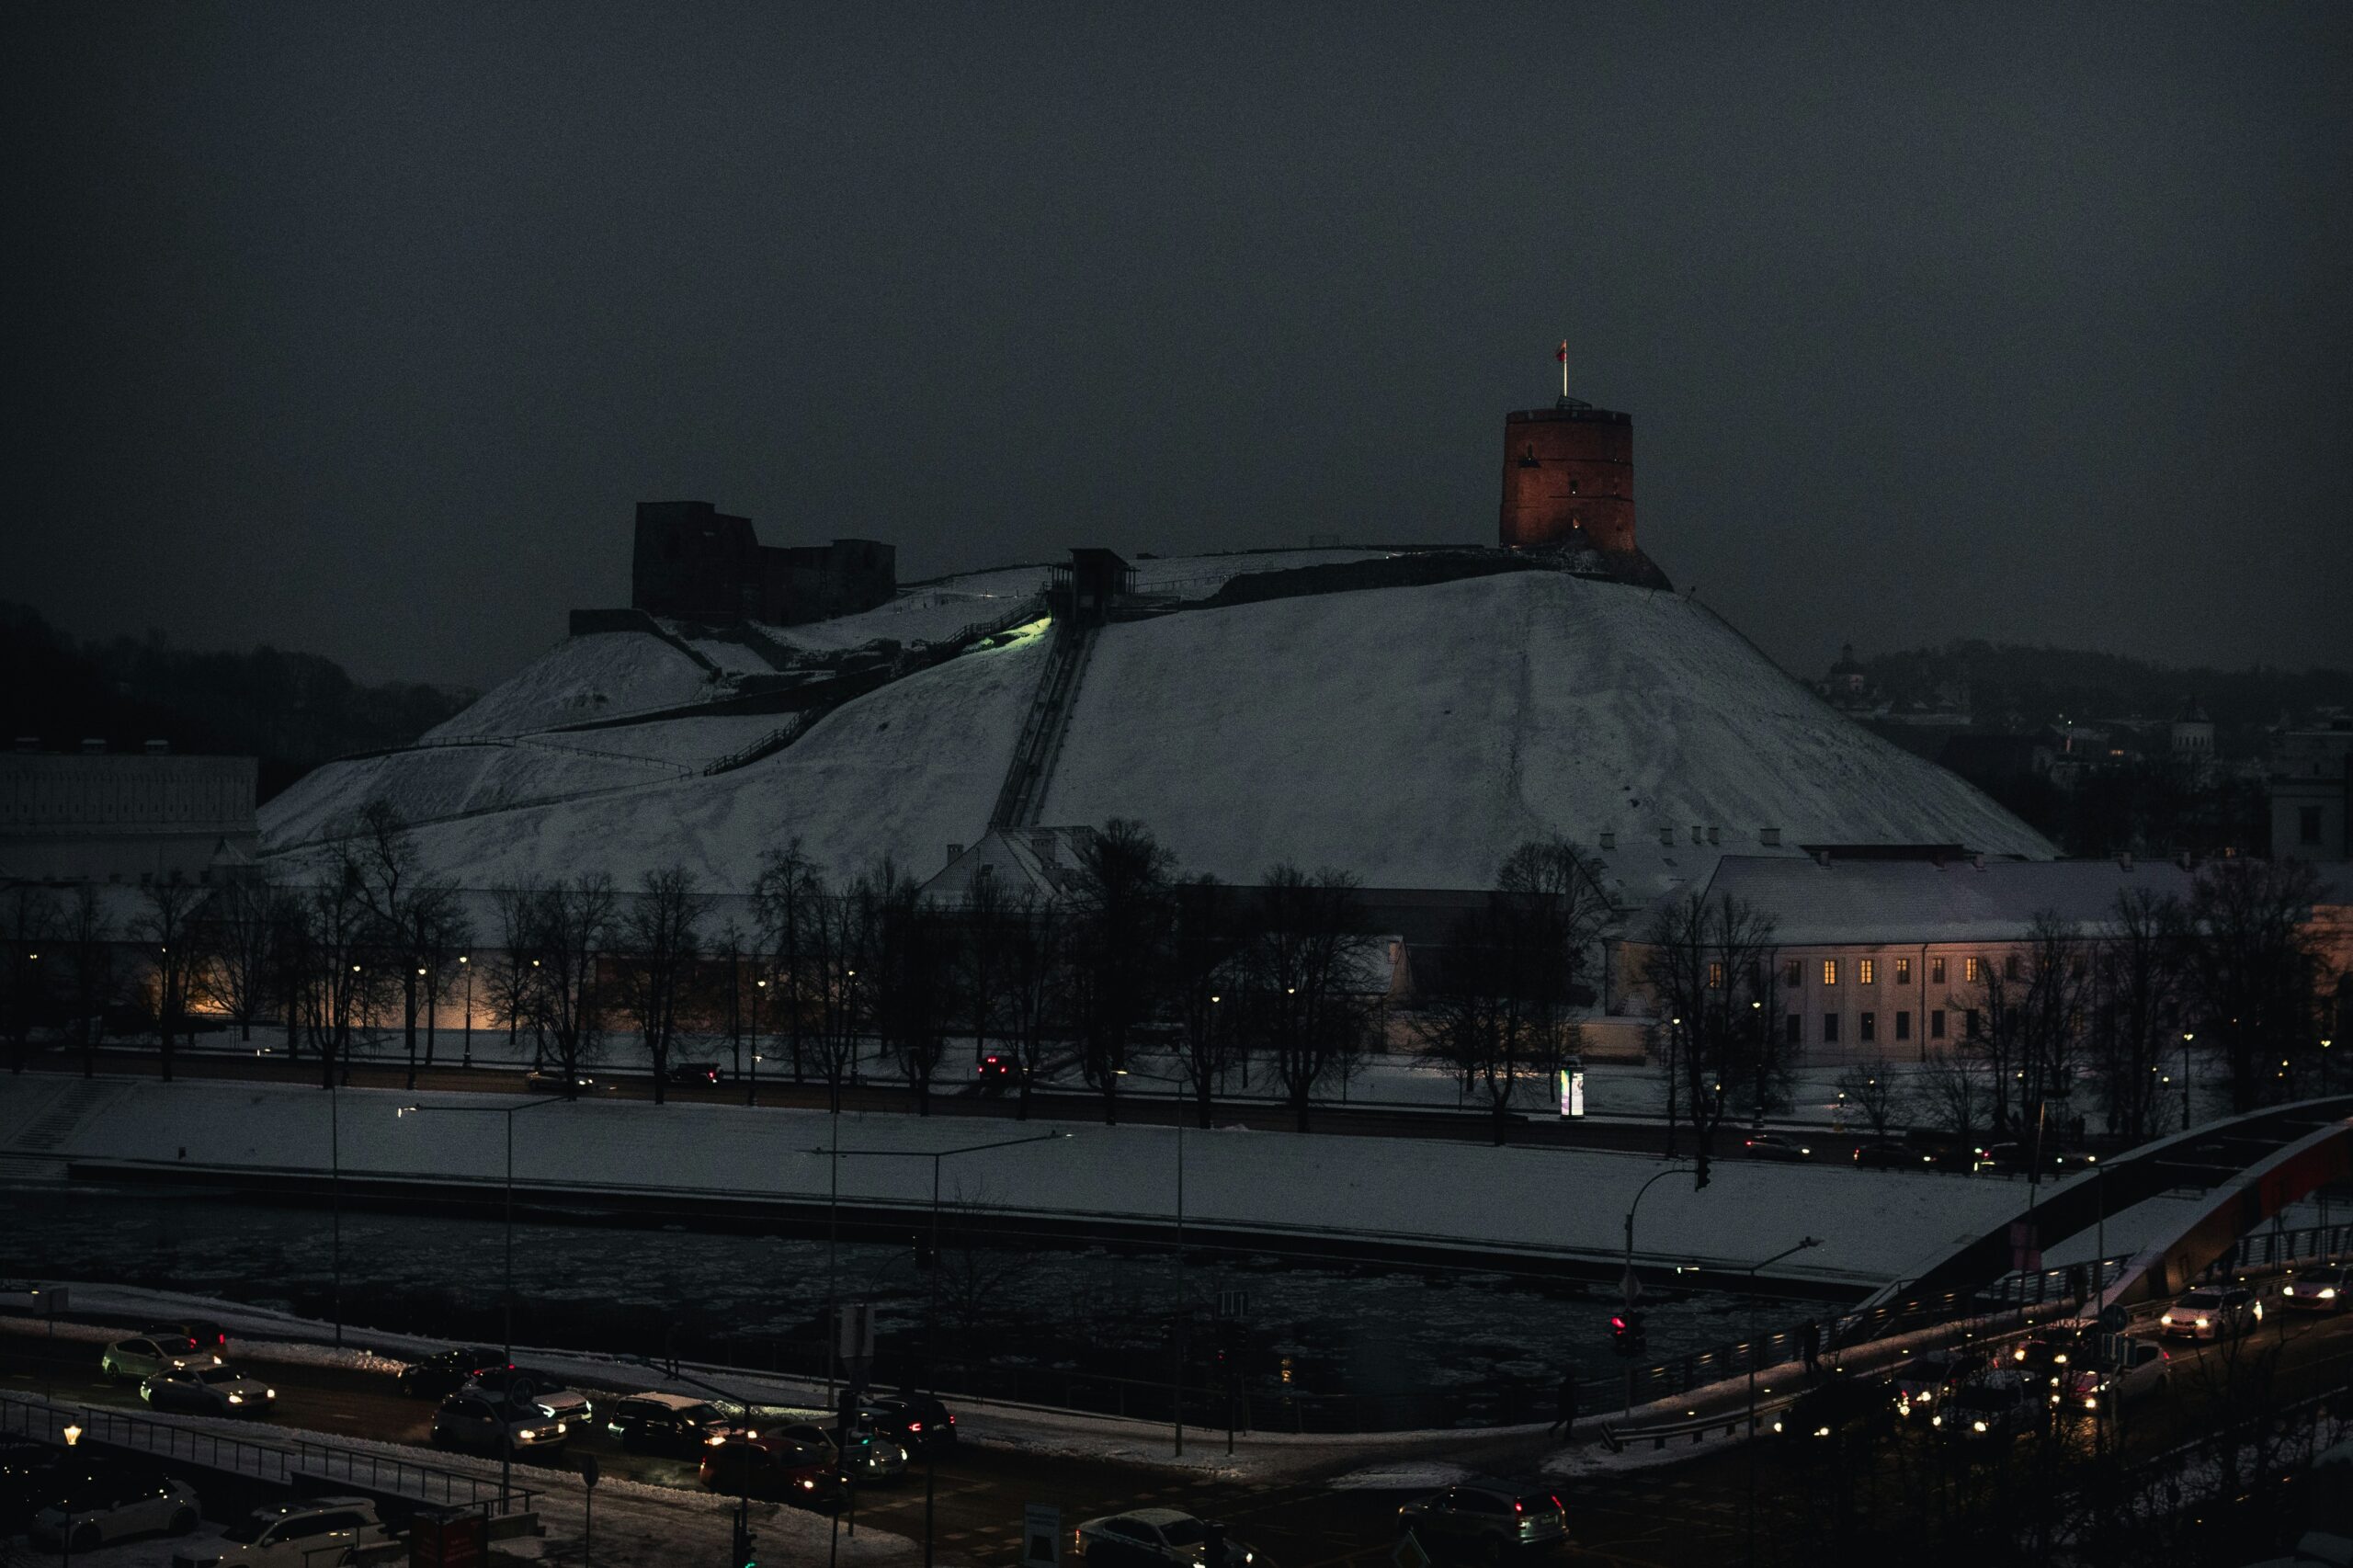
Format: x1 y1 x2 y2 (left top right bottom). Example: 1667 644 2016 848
10 2 2347 688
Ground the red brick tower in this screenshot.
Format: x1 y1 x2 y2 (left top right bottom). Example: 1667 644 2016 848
1499 396 1634 552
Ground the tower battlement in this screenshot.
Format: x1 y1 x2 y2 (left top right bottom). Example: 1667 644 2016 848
1499 400 1635 552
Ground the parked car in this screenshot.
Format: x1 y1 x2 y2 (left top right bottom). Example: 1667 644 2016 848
1891 1351 1972 1419
1742 1132 1813 1163
1932 1373 2039 1449
2281 1266 2350 1313
664 1062 729 1087
463 1366 595 1428
698 1432 844 1506
141 1364 278 1417
523 1068 599 1092
862 1393 959 1456
396 1346 506 1399
102 1334 221 1381
1396 1477 1568 1561
28 1469 199 1553
1848 1139 1928 1170
608 1392 733 1454
2063 1337 2170 1412
1776 1369 1893 1443
2159 1285 2262 1341
430 1391 571 1455
1075 1507 1256 1565
200 1495 398 1566
1973 1142 2024 1175
975 1053 1028 1087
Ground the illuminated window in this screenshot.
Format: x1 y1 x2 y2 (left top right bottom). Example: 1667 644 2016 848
1964 957 1981 983
1708 961 1724 990
1931 957 1947 985
1893 958 1910 985
1823 960 1838 986
1858 958 1874 985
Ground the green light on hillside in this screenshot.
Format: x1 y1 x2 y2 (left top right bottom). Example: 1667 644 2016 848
972 615 1051 654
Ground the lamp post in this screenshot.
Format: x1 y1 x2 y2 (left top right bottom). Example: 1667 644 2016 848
459 955 472 1069
1120 1066 1190 1457
1620 1164 1692 1413
816 1130 1069 1567
748 977 765 1108
2182 1031 2195 1131
1745 1236 1823 1568
396 1096 566 1499
329 1074 342 1347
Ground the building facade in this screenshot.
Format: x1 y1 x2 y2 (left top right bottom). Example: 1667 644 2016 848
1498 398 1635 552
0 747 258 886
631 500 895 627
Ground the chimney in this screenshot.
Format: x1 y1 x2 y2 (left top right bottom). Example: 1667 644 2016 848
1598 831 1616 851
1658 827 1675 848
1707 825 1720 846
946 843 963 868
1813 848 1832 869
1760 827 1781 847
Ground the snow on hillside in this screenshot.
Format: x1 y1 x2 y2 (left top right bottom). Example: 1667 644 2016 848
259 738 689 848
1039 572 2052 896
426 629 720 740
313 624 1045 889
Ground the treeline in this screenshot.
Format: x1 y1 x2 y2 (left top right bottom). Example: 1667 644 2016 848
1641 858 2343 1187
0 604 472 801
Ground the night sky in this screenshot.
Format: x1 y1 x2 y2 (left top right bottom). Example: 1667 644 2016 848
9 3 2348 688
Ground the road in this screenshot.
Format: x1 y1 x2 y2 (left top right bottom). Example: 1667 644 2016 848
7 1303 2349 1565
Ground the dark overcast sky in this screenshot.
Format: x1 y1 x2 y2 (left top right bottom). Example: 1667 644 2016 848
8 2 2348 688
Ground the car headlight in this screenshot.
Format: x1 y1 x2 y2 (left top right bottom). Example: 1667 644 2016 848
1813 1426 1831 1438
2195 1318 2209 1328
1771 1420 1783 1433
212 1356 223 1366
2161 1314 2174 1324
2052 1353 2067 1365
708 1435 727 1447
2085 1397 2097 1409
2323 1289 2339 1300
2285 1286 2296 1296
228 1392 245 1403
1972 1420 1988 1433
266 1389 276 1398
801 1478 815 1490
1930 1415 1942 1427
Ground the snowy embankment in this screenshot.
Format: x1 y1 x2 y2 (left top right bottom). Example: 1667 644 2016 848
0 1077 2032 1288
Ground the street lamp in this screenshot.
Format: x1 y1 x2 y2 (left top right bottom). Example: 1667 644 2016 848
1745 1237 1823 1568
394 1096 566 1498
2182 1032 2195 1131
459 955 472 1069
1120 1066 1190 1457
748 977 766 1108
816 1130 1069 1567
1620 1164 1693 1413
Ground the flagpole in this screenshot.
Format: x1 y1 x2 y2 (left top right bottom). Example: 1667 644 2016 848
1559 339 1569 400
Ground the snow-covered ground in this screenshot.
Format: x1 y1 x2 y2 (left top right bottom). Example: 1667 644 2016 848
264 556 2050 895
0 1076 2035 1288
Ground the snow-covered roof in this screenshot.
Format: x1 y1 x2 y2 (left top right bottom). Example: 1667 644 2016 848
919 827 1097 907
1678 855 2201 947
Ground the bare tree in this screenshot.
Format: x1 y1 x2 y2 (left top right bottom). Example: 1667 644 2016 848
998 885 1063 1121
1245 865 1379 1133
1413 900 1535 1144
1918 1043 1993 1148
3 883 59 1070
347 801 468 1091
291 858 377 1089
2183 858 2325 1112
2093 887 2187 1141
1167 874 1245 1129
62 883 117 1078
959 869 1012 1073
1834 1054 1909 1142
867 862 956 1115
803 882 870 1113
614 866 710 1104
531 874 618 1096
131 881 206 1081
1639 889 1781 1189
1069 820 1176 1126
1493 836 1613 1081
193 876 286 1042
485 882 544 1068
753 839 823 1086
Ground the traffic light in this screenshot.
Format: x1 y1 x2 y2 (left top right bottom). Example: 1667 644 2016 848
1610 1312 1648 1358
732 1503 757 1566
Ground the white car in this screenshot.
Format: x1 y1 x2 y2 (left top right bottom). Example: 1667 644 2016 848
462 1366 595 1431
103 1334 222 1381
29 1470 199 1552
194 1495 397 1566
2281 1266 2350 1313
1075 1507 1254 1565
431 1391 570 1455
2063 1337 2170 1412
142 1364 278 1418
2159 1285 2262 1340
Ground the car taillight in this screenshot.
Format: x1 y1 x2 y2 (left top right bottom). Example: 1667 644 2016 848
1514 1500 1524 1513
1551 1494 1563 1512
908 1421 923 1431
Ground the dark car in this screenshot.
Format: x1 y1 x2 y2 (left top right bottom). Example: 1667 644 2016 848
397 1346 507 1399
608 1392 732 1454
1743 1132 1813 1163
144 1319 230 1354
861 1393 959 1456
699 1432 845 1507
1396 1478 1568 1561
1997 1334 2085 1391
664 1062 729 1087
1891 1351 1972 1420
1847 1140 1927 1170
1075 1507 1256 1565
1776 1369 1893 1444
464 1366 595 1429
974 1053 1027 1092
1933 1373 2039 1449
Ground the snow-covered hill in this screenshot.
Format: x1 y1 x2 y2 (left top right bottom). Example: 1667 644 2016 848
262 552 2051 896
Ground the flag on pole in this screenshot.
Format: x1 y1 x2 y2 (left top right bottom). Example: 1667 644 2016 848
1556 340 1569 363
